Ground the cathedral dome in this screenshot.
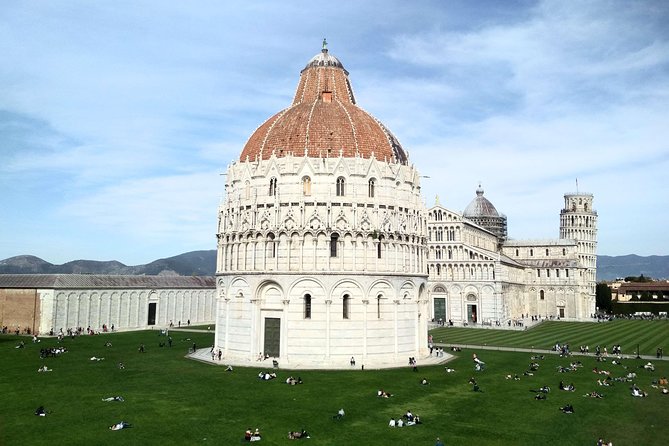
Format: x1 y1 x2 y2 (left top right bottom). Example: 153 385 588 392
463 185 500 218
239 44 408 165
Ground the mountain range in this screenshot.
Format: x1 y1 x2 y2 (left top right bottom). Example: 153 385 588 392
0 251 667 282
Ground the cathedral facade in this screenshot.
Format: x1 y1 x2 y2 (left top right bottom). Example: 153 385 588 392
214 45 597 368
427 189 597 325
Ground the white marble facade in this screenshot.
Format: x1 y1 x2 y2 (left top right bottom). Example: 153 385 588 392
215 155 429 367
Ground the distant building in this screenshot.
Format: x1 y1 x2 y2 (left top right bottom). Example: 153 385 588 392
613 281 669 302
427 191 597 324
0 274 215 334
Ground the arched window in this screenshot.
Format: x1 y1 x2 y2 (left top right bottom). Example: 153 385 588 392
267 233 276 258
530 249 534 256
330 233 339 257
269 177 277 196
515 249 519 256
302 176 311 196
368 178 375 198
343 294 350 319
377 236 383 259
303 294 312 319
562 248 566 255
545 249 549 256
539 290 545 300
336 177 345 196
377 294 382 319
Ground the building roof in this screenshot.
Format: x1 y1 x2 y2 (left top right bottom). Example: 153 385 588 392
239 45 408 165
504 239 576 247
0 274 215 289
617 282 669 292
463 185 501 218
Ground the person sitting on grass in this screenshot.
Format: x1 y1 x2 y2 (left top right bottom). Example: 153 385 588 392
250 428 261 441
37 365 52 373
469 377 481 392
333 408 345 420
377 389 392 398
109 421 131 430
534 393 546 400
102 396 124 402
288 429 309 439
397 418 404 427
584 391 603 398
445 367 456 373
631 385 647 397
34 406 47 417
559 404 574 414
388 418 396 427
473 353 485 371
258 371 276 380
421 378 429 385
286 376 303 385
406 414 421 426
118 362 125 370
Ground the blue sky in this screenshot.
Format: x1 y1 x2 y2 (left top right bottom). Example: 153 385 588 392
1 0 667 265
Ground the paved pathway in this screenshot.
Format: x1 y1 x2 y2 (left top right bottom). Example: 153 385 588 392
188 348 453 370
434 343 667 362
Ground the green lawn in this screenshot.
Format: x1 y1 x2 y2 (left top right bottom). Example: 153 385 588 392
430 319 669 357
0 322 667 445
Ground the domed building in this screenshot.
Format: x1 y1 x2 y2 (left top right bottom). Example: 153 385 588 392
463 184 507 242
214 43 429 368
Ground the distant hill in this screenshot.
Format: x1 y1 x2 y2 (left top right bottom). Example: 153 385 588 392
0 250 217 276
1 251 667 281
597 255 669 281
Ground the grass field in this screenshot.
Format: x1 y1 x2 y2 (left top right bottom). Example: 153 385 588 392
430 319 669 357
0 321 667 446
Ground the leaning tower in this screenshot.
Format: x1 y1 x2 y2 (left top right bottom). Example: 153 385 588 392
560 192 597 314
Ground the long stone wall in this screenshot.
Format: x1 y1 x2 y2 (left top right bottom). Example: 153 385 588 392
44 287 215 334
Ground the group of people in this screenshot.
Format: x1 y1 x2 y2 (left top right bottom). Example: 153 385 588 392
388 409 421 427
287 429 309 439
258 372 277 380
244 428 262 442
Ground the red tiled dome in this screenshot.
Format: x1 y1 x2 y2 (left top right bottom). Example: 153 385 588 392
239 47 408 165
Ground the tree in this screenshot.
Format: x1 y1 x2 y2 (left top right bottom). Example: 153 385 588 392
596 282 613 313
624 275 653 283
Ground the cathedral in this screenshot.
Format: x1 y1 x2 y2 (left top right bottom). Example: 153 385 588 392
214 44 597 368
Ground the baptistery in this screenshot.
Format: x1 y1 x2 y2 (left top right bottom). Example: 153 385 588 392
214 43 429 368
